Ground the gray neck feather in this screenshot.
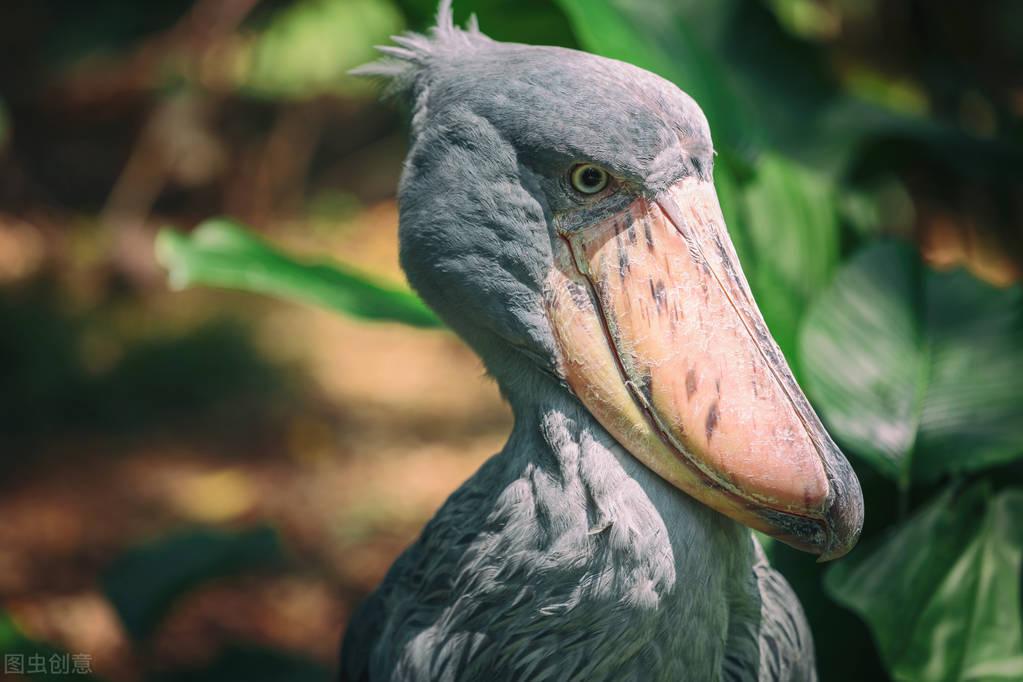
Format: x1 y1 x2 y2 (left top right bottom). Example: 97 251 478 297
378 380 762 680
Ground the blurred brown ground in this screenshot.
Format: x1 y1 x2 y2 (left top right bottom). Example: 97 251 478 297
0 200 511 680
0 4 519 673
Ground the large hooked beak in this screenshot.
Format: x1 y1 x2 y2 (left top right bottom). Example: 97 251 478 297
545 176 863 560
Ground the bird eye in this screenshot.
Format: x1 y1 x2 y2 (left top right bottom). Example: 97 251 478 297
570 164 610 195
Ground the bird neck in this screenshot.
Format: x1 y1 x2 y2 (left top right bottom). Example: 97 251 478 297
465 381 762 672
500 379 756 583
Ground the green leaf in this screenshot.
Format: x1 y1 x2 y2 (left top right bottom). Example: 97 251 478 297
917 271 1023 479
712 152 841 364
156 219 442 328
103 526 284 640
242 0 405 99
0 610 103 680
800 241 1023 483
825 484 1023 681
554 0 756 152
734 153 841 362
799 242 923 481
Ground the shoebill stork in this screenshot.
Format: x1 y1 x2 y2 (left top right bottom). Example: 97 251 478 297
341 4 863 680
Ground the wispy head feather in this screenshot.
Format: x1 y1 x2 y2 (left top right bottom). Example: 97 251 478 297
350 0 489 101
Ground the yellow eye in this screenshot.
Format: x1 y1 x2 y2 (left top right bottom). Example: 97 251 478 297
570 164 609 195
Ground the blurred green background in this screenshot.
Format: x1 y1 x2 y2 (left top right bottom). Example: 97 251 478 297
1 1 1021 680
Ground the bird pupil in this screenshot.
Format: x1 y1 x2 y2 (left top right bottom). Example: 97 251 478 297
581 167 602 188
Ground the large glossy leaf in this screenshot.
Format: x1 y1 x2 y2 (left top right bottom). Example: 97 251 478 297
799 242 923 481
103 526 284 640
706 153 841 364
917 271 1023 478
735 153 841 361
156 219 442 328
826 484 1023 681
800 241 1023 482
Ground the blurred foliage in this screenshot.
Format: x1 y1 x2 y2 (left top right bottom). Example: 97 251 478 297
150 647 332 682
29 0 194 65
406 0 577 47
0 289 293 446
103 526 283 640
0 612 100 681
95 527 330 682
241 0 405 99
157 219 441 327
728 153 842 365
0 97 9 150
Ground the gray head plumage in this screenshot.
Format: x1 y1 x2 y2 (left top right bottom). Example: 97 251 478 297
352 1 719 401
351 2 486 92
351 2 491 132
354 2 713 184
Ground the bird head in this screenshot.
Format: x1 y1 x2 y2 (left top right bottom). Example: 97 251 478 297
356 3 863 561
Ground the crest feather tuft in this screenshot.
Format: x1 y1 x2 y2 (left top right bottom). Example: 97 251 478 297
350 0 489 100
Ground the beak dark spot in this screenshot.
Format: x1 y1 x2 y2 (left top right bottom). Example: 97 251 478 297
686 368 698 400
617 236 629 280
705 400 719 441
